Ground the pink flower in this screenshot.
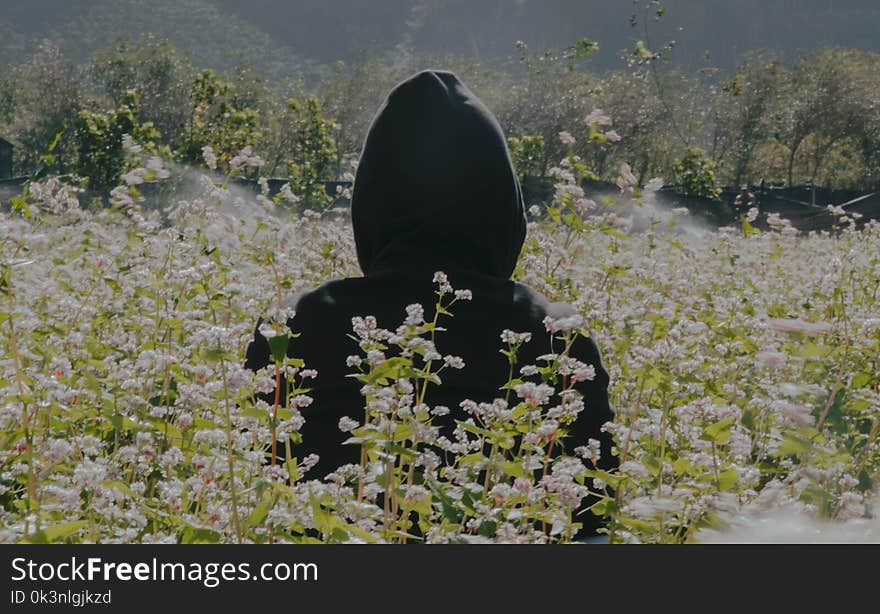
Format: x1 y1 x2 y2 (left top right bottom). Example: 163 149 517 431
558 131 576 146
768 318 832 336
584 109 612 126
756 351 786 368
513 477 532 492
777 402 815 427
603 130 622 143
616 162 637 195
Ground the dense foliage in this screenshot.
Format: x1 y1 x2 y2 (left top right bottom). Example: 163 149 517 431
1 137 878 543
3 32 880 194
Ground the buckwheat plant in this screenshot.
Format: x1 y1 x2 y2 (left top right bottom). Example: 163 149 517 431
2 131 879 544
319 274 610 543
509 113 880 542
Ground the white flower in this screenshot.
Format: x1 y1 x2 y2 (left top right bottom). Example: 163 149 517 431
575 439 603 463
775 402 815 427
514 382 555 406
501 330 532 344
121 169 145 186
338 416 360 432
644 177 665 192
229 146 265 169
109 186 136 208
404 303 424 326
543 313 585 333
443 355 465 369
746 207 759 222
278 182 300 203
122 134 142 154
201 145 217 170
145 156 170 179
433 271 453 294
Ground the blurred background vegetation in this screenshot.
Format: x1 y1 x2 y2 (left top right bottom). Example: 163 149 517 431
1 0 880 196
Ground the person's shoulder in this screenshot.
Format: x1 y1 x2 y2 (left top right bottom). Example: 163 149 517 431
509 280 579 321
281 277 369 316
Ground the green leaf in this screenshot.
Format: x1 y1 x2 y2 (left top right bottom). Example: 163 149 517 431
266 334 289 365
642 454 662 476
777 434 813 457
458 452 485 467
852 373 873 389
247 495 273 528
9 196 32 219
22 520 88 544
202 348 226 362
741 407 756 430
795 342 829 359
82 371 102 393
393 423 413 442
364 357 409 383
702 418 734 444
672 458 692 476
500 461 528 478
717 468 738 490
741 218 759 236
457 421 497 439
181 527 221 544
242 407 268 421
588 498 616 517
284 458 299 482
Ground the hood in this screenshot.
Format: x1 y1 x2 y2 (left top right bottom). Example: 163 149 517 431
351 69 526 279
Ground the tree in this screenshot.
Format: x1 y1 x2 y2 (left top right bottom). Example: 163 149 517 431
775 49 864 189
4 42 82 174
507 135 545 181
712 54 784 186
498 39 597 176
285 96 339 209
671 147 721 199
318 58 405 163
73 89 163 192
177 69 262 174
588 69 671 183
84 35 195 149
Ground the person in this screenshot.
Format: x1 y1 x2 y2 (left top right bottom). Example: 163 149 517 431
734 185 756 217
245 69 617 539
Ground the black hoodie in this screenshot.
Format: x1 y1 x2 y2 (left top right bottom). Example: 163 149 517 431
245 70 616 538
352 69 525 278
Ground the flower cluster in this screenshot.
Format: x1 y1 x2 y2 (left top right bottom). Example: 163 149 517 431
1 140 878 544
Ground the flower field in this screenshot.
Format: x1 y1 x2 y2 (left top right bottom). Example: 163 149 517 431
1 156 879 544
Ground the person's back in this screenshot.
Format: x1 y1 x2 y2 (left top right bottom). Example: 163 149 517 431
245 70 616 538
